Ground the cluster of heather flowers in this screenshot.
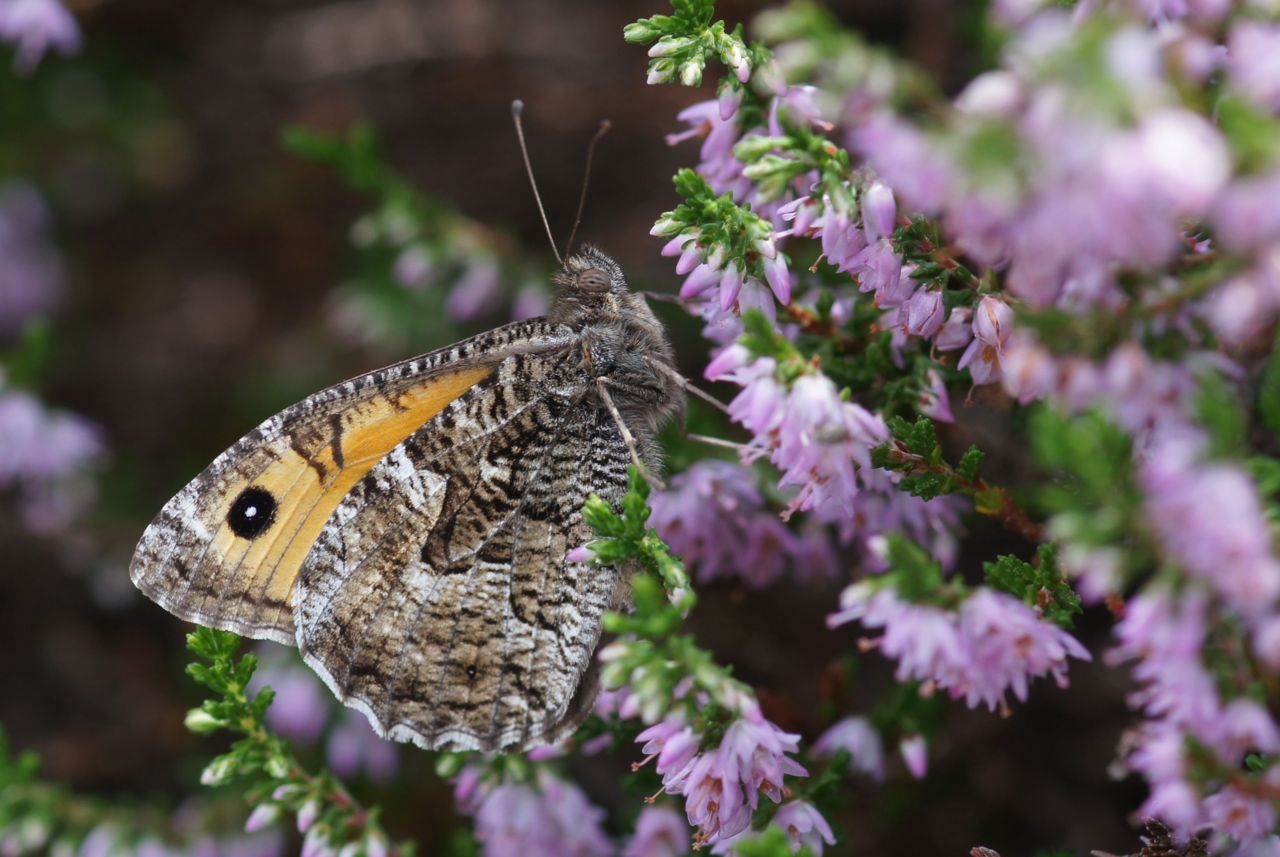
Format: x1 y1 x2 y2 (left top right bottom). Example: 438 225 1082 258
829 579 1090 714
451 764 613 857
0 180 103 536
627 0 1280 852
630 701 814 849
648 459 838 587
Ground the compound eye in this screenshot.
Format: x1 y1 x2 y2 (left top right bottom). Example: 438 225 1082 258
578 268 610 293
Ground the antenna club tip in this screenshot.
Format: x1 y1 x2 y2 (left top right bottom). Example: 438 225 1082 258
600 119 613 131
511 99 525 117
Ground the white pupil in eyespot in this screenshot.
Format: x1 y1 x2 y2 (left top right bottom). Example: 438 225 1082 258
244 506 258 518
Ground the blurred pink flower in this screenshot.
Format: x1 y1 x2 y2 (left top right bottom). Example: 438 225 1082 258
0 0 80 73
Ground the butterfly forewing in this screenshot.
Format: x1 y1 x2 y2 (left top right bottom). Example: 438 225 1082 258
294 351 633 751
129 321 576 644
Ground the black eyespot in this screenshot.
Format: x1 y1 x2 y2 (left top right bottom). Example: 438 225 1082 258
228 487 277 539
578 267 610 293
466 666 477 679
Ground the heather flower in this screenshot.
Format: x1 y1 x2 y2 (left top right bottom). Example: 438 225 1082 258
444 260 502 321
1140 444 1280 617
392 245 434 290
717 716 808 808
249 650 330 744
1227 21 1280 113
667 100 753 200
899 734 928 779
325 710 398 784
658 712 809 847
770 801 836 856
900 289 944 339
637 717 701 790
0 385 102 533
829 583 1089 712
813 716 885 780
0 0 79 72
759 371 889 517
470 769 613 857
933 307 973 352
918 368 955 423
1205 786 1278 844
622 806 689 857
651 459 841 587
0 182 64 335
860 181 897 243
679 751 752 845
958 297 1014 385
957 588 1091 710
1212 171 1280 254
853 113 952 214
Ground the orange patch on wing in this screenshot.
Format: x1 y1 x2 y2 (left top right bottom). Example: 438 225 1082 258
216 364 496 613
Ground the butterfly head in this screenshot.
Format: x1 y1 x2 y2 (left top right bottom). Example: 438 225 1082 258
554 245 627 297
549 244 648 328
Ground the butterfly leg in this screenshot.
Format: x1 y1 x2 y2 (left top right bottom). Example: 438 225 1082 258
596 376 667 491
645 357 730 416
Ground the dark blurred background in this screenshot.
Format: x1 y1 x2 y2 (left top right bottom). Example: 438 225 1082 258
1 1 1144 854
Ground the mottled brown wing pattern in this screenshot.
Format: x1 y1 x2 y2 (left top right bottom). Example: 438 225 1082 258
294 350 634 752
129 320 577 644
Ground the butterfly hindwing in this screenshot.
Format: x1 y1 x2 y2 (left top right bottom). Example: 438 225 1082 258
294 350 633 752
129 320 577 644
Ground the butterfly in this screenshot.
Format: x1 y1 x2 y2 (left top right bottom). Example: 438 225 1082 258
130 244 686 752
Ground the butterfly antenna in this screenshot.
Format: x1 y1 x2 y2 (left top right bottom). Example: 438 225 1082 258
511 99 563 266
564 118 612 259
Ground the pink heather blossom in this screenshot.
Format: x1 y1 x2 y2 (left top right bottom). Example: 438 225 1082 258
853 113 952 214
0 182 64 335
813 716 885 780
770 801 836 856
678 751 752 845
565 544 594 564
1140 442 1280 617
829 583 1089 712
622 805 689 857
511 282 549 320
958 589 1091 709
717 717 808 809
1205 786 1279 844
249 650 330 745
1108 589 1220 729
392 245 434 290
0 0 80 73
637 717 702 787
706 350 890 517
861 181 897 243
469 769 613 857
899 734 929 779
901 289 945 339
444 260 501 322
643 713 808 847
325 710 398 784
917 369 955 423
1228 21 1280 113
1213 171 1280 255
0 388 101 484
934 307 974 352
666 100 753 200
958 297 1014 386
